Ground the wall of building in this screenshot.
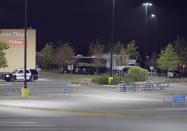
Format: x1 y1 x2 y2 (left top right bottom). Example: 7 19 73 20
0 29 36 72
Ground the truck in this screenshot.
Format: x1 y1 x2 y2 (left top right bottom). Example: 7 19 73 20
2 69 38 82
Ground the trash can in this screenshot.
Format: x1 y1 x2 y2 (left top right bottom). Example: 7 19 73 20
118 82 126 92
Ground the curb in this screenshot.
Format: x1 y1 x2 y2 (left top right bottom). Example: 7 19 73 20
104 85 117 87
0 82 12 86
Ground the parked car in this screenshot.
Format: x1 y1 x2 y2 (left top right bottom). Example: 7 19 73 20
167 70 181 78
2 69 38 82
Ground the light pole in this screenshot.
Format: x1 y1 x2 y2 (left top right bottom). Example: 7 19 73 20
151 13 157 52
151 13 156 25
22 0 28 98
143 2 152 59
108 0 115 84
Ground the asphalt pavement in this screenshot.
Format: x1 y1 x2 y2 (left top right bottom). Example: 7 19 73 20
0 76 187 131
0 77 187 115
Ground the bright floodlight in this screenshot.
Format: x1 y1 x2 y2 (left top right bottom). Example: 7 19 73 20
149 3 152 6
151 14 156 18
143 2 152 6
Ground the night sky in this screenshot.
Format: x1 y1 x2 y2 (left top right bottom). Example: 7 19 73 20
0 0 187 56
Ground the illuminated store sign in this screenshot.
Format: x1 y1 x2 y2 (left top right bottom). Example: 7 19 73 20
0 32 27 47
0 32 24 37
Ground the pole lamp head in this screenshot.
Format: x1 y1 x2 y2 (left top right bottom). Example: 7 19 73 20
143 2 152 7
151 14 156 18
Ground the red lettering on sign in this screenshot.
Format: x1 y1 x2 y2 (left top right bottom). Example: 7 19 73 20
2 39 28 47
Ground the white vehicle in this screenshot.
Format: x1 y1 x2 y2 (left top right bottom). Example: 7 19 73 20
167 70 180 78
13 69 32 81
2 69 38 82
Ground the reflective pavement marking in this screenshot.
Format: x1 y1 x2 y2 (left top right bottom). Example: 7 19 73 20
0 122 38 124
0 104 156 119
0 121 56 127
1 104 186 120
36 78 49 81
0 83 12 86
0 125 56 127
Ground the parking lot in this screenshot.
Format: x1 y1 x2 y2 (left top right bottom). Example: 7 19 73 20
0 73 187 131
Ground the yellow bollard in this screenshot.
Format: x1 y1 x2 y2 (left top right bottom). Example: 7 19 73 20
22 88 29 98
108 77 113 85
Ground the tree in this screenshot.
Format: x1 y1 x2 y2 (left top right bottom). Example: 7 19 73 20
0 40 9 69
125 40 140 60
39 43 55 69
36 52 44 67
113 41 124 54
173 37 187 65
88 40 105 74
157 43 179 71
56 42 75 67
145 52 158 71
113 41 127 66
88 39 104 57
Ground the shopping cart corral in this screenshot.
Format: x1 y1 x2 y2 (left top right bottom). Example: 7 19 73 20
125 82 170 92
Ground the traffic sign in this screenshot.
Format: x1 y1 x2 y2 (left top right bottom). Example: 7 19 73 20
172 96 185 102
64 88 71 93
4 88 11 93
146 56 150 59
182 64 186 69
172 96 186 108
150 66 154 71
36 67 41 72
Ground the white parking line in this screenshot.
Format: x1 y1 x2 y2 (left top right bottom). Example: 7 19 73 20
0 124 56 127
0 122 38 124
36 78 49 81
0 83 12 86
0 121 56 127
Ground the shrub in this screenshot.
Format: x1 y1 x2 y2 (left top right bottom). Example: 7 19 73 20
122 76 134 84
111 77 123 85
127 66 148 81
92 67 148 85
92 75 108 85
92 75 122 85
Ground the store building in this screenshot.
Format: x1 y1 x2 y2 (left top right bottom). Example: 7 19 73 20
0 29 36 72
